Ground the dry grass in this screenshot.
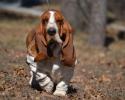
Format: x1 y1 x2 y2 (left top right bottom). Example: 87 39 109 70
0 17 125 100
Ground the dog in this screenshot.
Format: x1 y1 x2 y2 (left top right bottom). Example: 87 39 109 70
26 9 77 96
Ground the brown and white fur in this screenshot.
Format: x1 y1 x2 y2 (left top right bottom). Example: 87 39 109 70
26 9 77 96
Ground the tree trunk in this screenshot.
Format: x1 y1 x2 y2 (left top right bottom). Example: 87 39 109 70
88 0 107 46
61 0 107 46
61 0 78 30
61 0 91 31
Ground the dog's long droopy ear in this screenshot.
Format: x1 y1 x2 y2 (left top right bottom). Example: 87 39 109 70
34 24 48 62
61 20 76 66
26 29 38 57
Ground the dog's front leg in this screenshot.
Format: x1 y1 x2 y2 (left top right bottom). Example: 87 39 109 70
27 55 54 93
53 81 68 96
53 65 74 96
51 64 68 96
26 55 37 85
35 72 54 93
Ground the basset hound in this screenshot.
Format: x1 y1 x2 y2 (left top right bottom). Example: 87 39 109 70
26 9 77 96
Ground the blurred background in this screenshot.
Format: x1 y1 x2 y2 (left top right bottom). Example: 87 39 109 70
0 0 125 100
0 0 125 46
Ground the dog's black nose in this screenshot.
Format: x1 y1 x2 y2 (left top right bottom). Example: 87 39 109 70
47 28 56 36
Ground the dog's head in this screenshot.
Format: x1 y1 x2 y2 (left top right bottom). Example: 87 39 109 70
39 9 73 44
34 9 76 66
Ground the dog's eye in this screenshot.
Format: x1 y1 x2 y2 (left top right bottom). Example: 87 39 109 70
56 19 63 24
45 19 48 23
42 18 48 24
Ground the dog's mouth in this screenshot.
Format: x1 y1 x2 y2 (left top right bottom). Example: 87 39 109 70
54 33 63 44
47 40 61 57
47 39 57 45
47 33 63 45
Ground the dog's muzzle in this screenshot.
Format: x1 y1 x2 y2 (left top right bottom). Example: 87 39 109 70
47 27 56 36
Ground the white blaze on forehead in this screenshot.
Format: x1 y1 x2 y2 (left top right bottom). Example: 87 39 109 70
47 11 57 29
47 11 63 44
49 11 55 23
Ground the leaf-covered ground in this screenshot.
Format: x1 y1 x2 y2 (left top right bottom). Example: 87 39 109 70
0 17 125 100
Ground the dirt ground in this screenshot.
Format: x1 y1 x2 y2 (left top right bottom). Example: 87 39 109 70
0 17 125 100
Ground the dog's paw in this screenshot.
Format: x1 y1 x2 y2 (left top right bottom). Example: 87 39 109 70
44 81 54 94
53 90 67 96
